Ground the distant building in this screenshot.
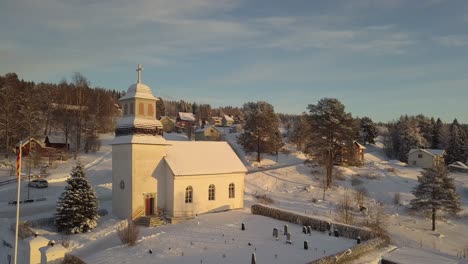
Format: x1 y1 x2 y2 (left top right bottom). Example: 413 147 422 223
177 112 197 128
45 133 70 151
209 117 222 126
448 161 468 173
195 125 222 141
222 115 234 127
381 247 458 264
16 138 45 156
160 116 176 133
408 148 445 169
335 141 366 166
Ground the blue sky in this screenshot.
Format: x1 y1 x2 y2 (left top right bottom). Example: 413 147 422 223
1 0 468 122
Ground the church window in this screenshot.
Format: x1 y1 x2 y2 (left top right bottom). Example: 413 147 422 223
185 186 193 203
129 103 134 114
138 103 144 115
148 104 154 117
229 183 235 198
208 184 215 200
123 104 128 115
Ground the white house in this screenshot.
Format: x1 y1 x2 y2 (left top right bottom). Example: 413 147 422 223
112 65 247 223
408 148 445 169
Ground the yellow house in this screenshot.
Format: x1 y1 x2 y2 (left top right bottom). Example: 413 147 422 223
194 125 222 141
209 117 222 126
222 115 234 127
408 148 445 169
112 65 247 223
160 116 176 132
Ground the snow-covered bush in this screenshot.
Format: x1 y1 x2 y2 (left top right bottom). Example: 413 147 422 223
56 162 99 234
62 254 86 264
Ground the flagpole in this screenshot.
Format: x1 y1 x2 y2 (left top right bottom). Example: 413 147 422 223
14 141 22 264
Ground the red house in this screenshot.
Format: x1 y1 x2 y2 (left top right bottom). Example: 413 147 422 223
16 138 45 157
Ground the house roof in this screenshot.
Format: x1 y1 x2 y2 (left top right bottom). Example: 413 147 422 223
16 138 45 148
164 141 247 176
46 134 68 144
223 115 234 122
449 161 468 168
178 112 196 122
408 148 445 157
354 141 366 149
160 116 176 123
195 125 220 133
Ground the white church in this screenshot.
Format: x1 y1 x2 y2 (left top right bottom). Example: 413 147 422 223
112 65 247 222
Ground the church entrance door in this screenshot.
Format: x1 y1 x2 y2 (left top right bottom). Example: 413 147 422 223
145 197 155 215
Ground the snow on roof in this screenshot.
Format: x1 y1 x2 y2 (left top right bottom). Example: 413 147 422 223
223 115 234 121
116 116 163 129
112 135 170 145
164 141 247 176
408 148 445 157
195 125 220 133
178 112 196 122
450 161 468 168
160 116 176 122
46 134 67 144
119 83 157 101
16 138 45 148
382 247 458 264
354 141 366 149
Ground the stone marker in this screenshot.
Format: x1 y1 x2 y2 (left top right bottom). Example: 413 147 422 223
304 241 308 250
242 223 245 231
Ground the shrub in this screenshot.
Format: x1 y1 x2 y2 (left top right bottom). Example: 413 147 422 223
10 221 34 239
62 254 86 264
117 219 140 246
354 187 368 205
335 192 354 225
365 203 389 240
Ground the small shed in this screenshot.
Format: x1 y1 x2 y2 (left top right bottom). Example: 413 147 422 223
177 112 196 128
209 117 222 126
381 247 459 264
408 149 445 169
335 141 366 165
448 161 468 173
45 133 70 150
195 125 222 141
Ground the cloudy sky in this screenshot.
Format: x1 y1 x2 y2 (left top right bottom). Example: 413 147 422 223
1 0 468 122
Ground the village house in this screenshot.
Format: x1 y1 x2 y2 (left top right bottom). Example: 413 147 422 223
194 125 222 141
408 148 445 169
222 115 234 127
16 138 45 157
44 133 70 151
160 116 176 133
177 112 197 129
208 116 222 126
112 65 246 224
335 141 366 165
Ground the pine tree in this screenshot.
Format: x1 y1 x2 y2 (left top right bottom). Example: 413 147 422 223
56 162 99 234
359 117 377 144
410 164 461 231
446 119 467 164
431 118 443 149
238 101 283 162
288 114 309 151
397 119 427 162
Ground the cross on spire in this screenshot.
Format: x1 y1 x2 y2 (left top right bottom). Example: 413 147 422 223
136 64 143 83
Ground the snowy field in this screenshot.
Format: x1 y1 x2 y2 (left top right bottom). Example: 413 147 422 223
1 133 467 263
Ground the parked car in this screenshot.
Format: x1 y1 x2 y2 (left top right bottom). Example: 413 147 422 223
29 179 48 188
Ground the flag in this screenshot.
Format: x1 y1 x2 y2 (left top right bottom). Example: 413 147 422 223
16 144 22 178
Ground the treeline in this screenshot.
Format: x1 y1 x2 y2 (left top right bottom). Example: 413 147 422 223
383 115 468 163
0 73 121 158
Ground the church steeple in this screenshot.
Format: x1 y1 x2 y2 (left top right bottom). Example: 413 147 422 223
115 64 163 136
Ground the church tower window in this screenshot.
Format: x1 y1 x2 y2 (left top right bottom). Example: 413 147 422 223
123 104 128 115
148 104 154 117
208 184 215 200
229 183 235 198
138 103 144 115
185 186 193 203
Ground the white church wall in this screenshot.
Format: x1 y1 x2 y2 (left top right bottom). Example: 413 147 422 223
170 173 245 217
131 144 167 216
112 144 133 219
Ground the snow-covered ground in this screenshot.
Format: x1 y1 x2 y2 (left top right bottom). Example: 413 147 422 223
1 133 467 263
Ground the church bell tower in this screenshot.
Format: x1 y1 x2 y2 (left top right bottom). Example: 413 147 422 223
112 65 169 220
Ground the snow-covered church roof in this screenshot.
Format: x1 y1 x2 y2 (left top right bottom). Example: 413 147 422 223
119 83 157 101
164 141 247 176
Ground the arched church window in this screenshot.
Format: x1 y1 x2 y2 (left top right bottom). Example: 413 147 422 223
185 186 193 203
129 103 134 114
148 104 154 117
138 103 144 115
208 184 215 200
229 183 235 198
123 104 128 115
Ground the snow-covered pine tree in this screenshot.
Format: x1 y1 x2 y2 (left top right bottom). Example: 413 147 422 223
410 164 461 231
359 116 377 144
56 162 99 234
446 119 467 164
397 119 427 162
